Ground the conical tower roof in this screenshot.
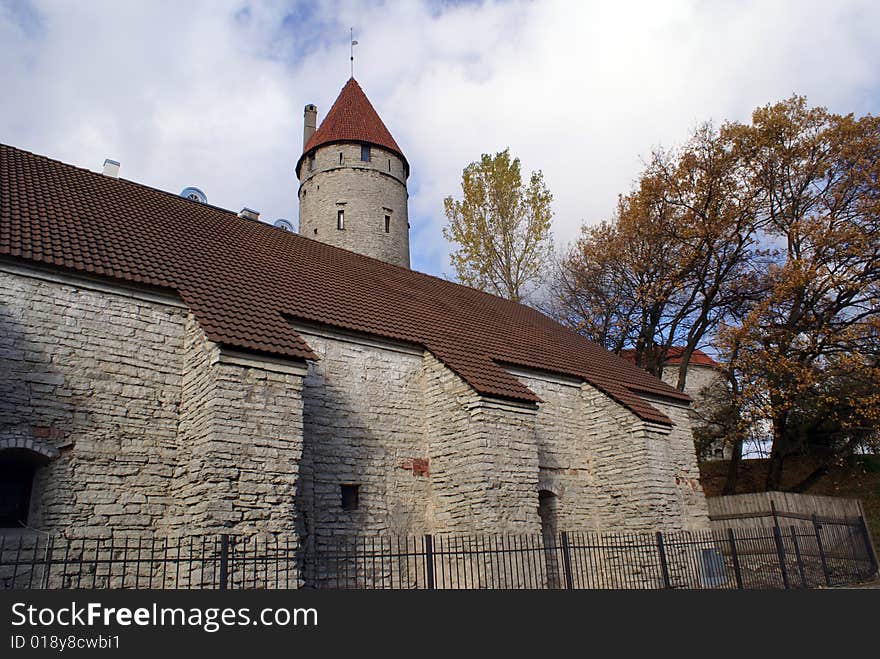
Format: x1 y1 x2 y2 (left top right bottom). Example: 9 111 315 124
296 78 407 175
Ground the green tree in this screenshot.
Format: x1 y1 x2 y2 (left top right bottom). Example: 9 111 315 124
443 149 553 303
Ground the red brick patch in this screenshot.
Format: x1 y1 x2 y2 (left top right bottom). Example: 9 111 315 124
399 458 430 477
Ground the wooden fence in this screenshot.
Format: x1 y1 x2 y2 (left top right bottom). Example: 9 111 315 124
707 492 878 565
708 492 864 526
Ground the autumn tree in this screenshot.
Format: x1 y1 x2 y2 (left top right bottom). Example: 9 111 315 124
554 179 691 377
554 123 762 386
443 148 553 303
719 96 880 491
690 330 758 493
556 96 880 490
553 218 642 354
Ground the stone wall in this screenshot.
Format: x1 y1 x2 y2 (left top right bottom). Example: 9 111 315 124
661 363 722 401
0 266 306 554
661 363 729 460
0 267 187 537
296 331 709 550
297 143 410 267
511 369 605 532
2 262 711 589
640 395 711 531
297 326 432 550
424 354 541 535
513 367 709 534
297 336 547 546
299 143 408 187
163 317 306 537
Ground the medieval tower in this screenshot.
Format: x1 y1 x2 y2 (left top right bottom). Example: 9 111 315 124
295 78 411 268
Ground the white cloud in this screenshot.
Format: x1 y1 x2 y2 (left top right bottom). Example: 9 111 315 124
2 0 878 275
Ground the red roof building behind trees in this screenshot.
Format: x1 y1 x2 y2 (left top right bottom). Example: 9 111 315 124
620 348 718 368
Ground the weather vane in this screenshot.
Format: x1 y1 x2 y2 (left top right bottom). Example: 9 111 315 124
350 27 358 78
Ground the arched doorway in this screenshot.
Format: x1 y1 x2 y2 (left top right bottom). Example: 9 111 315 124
0 448 48 529
538 490 560 588
538 490 558 538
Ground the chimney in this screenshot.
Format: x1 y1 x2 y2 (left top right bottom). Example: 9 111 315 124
102 159 120 178
238 207 260 221
303 104 317 151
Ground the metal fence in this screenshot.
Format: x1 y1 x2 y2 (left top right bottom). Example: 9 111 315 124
1 515 875 590
0 535 301 590
304 515 877 589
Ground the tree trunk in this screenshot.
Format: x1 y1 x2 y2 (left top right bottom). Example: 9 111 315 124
676 358 689 392
765 411 788 491
765 442 787 491
722 437 744 495
789 464 829 493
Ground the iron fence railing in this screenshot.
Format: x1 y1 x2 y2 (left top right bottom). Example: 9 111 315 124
1 515 875 590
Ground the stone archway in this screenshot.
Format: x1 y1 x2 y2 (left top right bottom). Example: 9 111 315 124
0 437 59 461
0 437 57 529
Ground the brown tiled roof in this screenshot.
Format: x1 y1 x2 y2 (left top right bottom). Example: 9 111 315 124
295 78 406 176
621 347 718 368
0 143 689 424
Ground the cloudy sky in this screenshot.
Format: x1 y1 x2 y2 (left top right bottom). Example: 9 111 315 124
2 0 879 276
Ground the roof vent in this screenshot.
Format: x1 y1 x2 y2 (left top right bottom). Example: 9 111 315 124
274 219 294 232
180 186 207 204
238 207 260 221
102 159 120 178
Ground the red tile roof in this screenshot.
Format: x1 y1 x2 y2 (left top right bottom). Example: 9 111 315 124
620 348 718 368
295 78 406 176
0 143 690 424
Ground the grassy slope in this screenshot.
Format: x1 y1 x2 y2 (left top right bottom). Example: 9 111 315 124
700 455 880 550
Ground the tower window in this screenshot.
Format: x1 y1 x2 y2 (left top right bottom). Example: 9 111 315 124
339 152 344 165
384 215 391 233
361 145 371 162
308 154 315 171
341 484 359 511
387 159 391 172
337 209 345 230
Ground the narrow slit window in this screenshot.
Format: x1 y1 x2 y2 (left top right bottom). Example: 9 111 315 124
339 152 343 165
341 484 359 511
337 209 345 230
384 215 391 233
387 159 391 172
361 145 371 162
308 154 315 171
